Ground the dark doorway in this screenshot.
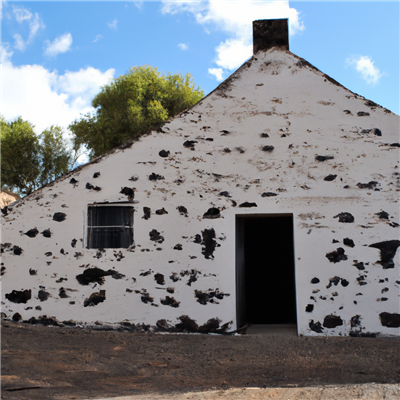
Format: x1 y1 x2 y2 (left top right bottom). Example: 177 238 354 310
236 215 296 327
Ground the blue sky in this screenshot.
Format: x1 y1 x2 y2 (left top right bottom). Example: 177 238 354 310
1 1 399 139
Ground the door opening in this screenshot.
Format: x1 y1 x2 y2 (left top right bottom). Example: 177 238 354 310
236 214 296 327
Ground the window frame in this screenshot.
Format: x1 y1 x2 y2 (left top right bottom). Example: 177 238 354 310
86 203 134 249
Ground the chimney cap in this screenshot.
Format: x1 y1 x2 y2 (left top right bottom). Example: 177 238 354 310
253 19 289 54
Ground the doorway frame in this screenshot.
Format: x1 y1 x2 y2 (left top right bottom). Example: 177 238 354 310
235 213 297 329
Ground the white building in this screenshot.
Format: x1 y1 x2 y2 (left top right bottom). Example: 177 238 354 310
1 19 399 336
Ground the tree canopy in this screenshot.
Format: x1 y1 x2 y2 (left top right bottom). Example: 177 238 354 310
1 117 74 196
69 66 204 159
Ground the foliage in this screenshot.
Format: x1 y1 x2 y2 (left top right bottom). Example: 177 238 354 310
1 117 74 195
69 66 204 158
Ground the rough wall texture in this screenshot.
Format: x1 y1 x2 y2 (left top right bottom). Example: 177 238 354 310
1 48 399 336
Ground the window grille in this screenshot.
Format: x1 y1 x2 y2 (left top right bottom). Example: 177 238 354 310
87 204 133 249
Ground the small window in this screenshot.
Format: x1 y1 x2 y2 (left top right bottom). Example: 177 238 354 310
87 204 134 249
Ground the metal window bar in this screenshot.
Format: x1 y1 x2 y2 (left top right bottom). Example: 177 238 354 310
87 205 134 249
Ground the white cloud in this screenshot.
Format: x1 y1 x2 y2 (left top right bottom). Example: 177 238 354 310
108 19 118 30
28 12 45 43
133 1 144 10
214 38 252 70
161 0 304 80
346 55 382 85
13 5 32 23
93 34 103 43
178 43 189 51
208 67 224 82
44 33 73 57
1 48 115 139
0 1 5 20
13 33 26 51
9 6 45 51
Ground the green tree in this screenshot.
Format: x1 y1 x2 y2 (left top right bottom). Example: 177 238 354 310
69 66 204 158
1 117 74 195
39 126 73 186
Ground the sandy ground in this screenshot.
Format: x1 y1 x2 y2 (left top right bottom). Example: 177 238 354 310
1 321 399 400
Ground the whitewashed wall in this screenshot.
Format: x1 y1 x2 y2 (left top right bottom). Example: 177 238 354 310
1 48 399 336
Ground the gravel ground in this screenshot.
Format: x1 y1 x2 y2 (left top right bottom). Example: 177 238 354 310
1 321 399 400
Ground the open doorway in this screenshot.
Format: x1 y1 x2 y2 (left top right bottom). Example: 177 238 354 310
236 214 296 328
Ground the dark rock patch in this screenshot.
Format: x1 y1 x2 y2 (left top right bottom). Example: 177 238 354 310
305 304 314 313
120 187 135 200
357 111 370 116
38 290 50 302
149 229 164 243
139 291 154 304
324 174 337 181
86 183 101 191
13 246 23 255
195 289 229 305
161 296 180 308
375 211 389 220
353 261 365 270
261 145 274 152
334 212 354 223
169 273 180 282
261 133 269 138
357 181 379 189
59 288 69 298
193 234 202 244
156 208 168 215
343 238 355 247
70 178 78 185
326 248 347 263
154 273 165 285
203 207 221 219
309 320 323 333
12 313 22 322
219 191 231 197
311 277 320 284
261 192 278 197
157 315 231 334
379 312 400 328
76 267 124 285
143 207 151 220
84 290 106 307
149 172 164 181
235 147 246 154
93 172 100 178
323 315 343 328
201 228 217 260
24 228 39 238
357 275 368 286
180 269 200 286
41 229 51 238
369 240 400 269
239 202 257 208
159 150 170 158
45 252 52 257
173 244 182 250
177 206 188 216
29 268 37 275
53 212 66 222
6 289 31 303
71 238 77 247
183 140 197 150
316 155 334 162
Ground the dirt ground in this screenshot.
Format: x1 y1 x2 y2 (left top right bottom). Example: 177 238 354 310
1 321 399 400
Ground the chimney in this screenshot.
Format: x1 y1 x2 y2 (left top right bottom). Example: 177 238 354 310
253 19 289 54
